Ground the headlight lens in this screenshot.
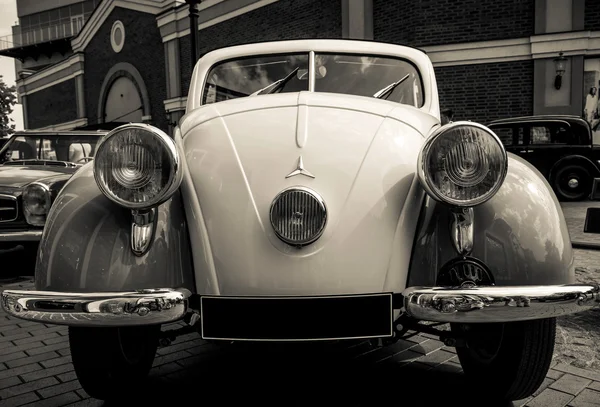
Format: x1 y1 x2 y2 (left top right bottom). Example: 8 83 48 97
22 182 51 226
93 123 182 209
417 121 508 207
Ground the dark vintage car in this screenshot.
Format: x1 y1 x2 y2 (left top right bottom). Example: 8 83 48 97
0 130 106 268
1 40 599 403
487 115 600 201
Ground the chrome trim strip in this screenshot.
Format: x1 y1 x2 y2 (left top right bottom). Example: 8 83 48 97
402 284 600 323
308 50 316 92
0 194 18 223
450 207 473 256
0 230 42 242
1 288 192 327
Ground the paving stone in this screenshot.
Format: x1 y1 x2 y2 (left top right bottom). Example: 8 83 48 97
554 363 600 382
413 339 445 355
5 352 60 369
40 356 71 369
550 373 592 396
63 398 105 406
0 363 44 380
0 376 22 390
528 388 574 407
55 371 77 383
0 392 40 407
589 381 600 392
547 369 565 380
25 342 69 357
19 363 73 382
20 391 80 407
533 377 556 397
0 376 59 399
15 333 58 345
37 380 82 399
568 388 600 406
0 342 45 357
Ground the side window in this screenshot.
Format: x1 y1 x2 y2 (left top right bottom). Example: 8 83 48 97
529 124 571 145
492 127 514 146
516 127 525 145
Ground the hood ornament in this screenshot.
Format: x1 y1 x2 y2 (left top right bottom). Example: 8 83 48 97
285 156 315 179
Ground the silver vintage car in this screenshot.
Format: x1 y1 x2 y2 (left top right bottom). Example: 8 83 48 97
2 39 599 402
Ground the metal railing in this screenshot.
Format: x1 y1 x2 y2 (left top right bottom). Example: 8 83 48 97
0 20 85 51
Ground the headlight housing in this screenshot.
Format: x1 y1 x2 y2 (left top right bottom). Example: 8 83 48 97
22 182 51 226
93 123 182 210
417 121 508 207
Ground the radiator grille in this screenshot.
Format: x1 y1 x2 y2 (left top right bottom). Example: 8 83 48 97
269 187 327 246
0 195 18 223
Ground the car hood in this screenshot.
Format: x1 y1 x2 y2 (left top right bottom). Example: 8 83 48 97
0 165 76 189
179 91 439 296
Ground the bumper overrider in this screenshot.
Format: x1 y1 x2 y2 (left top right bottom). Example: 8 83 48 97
0 284 598 328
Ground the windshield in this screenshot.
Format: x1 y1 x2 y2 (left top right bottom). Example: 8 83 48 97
201 52 424 108
202 53 310 104
0 134 100 165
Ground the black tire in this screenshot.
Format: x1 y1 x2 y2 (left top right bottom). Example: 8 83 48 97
552 164 592 201
450 318 556 401
69 325 161 400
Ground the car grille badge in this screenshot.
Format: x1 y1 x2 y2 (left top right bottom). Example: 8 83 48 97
285 156 315 179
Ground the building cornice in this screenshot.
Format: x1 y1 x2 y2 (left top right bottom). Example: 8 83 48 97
72 0 171 53
424 31 600 67
158 0 279 42
17 53 85 96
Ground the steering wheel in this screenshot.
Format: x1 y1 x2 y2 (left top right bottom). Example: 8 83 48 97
77 157 94 163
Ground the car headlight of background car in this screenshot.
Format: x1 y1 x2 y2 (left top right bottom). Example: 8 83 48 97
22 182 52 226
417 121 508 207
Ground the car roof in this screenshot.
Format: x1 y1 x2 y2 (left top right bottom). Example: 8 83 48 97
488 115 587 126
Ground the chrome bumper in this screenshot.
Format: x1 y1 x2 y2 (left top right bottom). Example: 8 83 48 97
1 288 191 327
402 284 600 323
0 230 42 242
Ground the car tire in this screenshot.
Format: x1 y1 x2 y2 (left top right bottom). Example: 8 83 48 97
552 164 592 201
69 325 161 401
450 318 556 401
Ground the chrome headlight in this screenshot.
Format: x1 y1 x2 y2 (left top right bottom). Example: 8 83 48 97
22 182 51 226
93 123 182 210
417 121 508 207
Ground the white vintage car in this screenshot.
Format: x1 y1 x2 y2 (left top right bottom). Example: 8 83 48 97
2 39 599 402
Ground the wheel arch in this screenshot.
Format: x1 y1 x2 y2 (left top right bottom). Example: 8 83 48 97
549 154 600 181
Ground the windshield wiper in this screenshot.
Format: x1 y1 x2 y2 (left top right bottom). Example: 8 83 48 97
373 73 411 100
250 67 300 96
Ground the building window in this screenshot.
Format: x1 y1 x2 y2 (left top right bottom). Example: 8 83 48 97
110 20 125 53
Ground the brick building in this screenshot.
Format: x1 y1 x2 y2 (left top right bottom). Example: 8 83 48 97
0 0 599 136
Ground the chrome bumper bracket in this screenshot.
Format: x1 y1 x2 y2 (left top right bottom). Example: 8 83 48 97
1 288 192 327
402 284 600 323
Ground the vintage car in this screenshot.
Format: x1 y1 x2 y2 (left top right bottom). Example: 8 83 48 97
487 115 600 201
0 130 106 270
1 39 599 402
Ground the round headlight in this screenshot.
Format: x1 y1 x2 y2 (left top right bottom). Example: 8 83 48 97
93 123 182 210
22 182 51 226
417 121 508 207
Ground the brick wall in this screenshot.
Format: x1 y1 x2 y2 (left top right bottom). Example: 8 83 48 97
84 7 167 131
434 61 534 124
373 0 535 48
26 79 77 129
585 0 600 31
179 0 342 96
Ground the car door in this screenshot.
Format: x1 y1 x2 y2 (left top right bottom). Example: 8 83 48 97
523 121 584 179
488 123 527 159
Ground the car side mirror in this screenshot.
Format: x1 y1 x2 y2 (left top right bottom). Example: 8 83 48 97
583 177 600 233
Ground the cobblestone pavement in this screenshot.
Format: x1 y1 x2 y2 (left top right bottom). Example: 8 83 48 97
0 202 599 406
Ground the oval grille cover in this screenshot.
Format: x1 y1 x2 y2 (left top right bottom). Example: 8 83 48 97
269 187 327 246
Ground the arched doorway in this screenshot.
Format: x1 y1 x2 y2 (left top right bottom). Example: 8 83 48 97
97 62 151 127
104 76 143 123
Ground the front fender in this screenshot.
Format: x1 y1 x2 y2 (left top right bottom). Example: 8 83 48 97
34 163 196 293
407 153 575 287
